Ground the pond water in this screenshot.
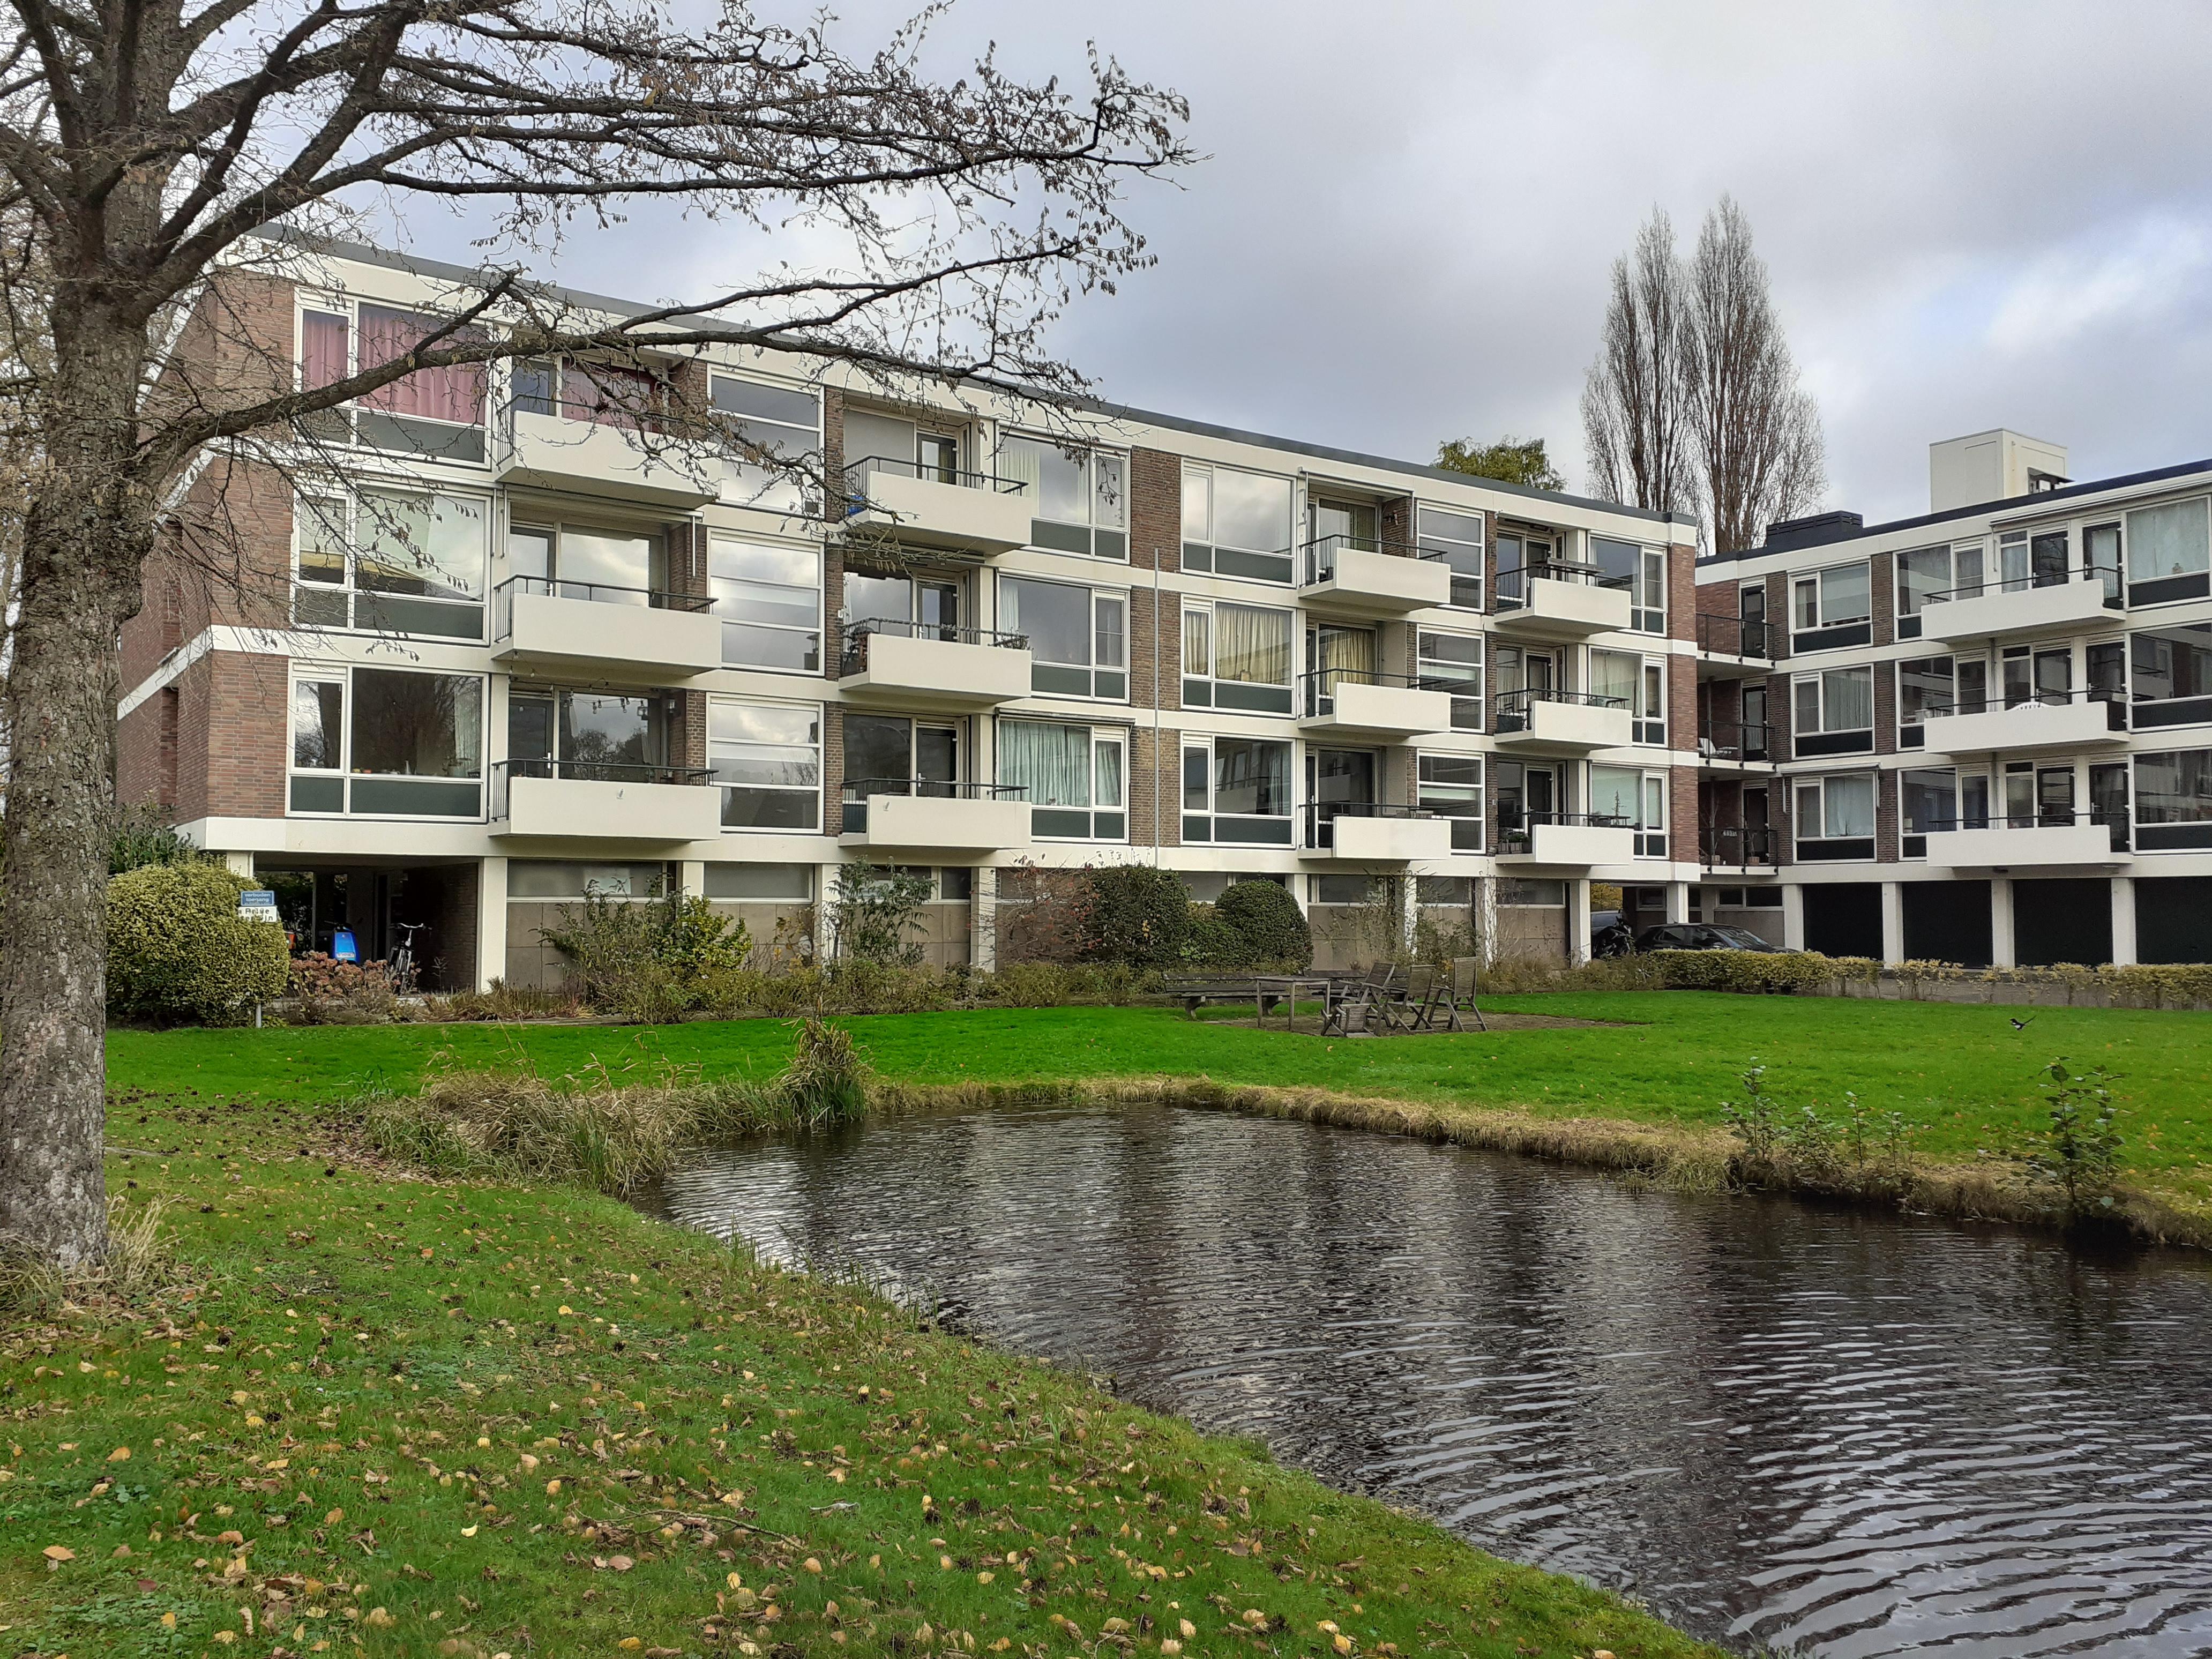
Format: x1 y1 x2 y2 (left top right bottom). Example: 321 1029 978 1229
645 1101 2212 1657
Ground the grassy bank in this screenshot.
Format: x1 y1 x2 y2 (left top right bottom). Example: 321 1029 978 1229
109 993 2212 1223
1 1085 1720 1659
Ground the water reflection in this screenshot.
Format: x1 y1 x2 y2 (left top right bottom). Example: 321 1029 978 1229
649 1102 2212 1656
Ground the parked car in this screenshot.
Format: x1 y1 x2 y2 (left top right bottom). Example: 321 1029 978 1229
1634 922 1795 954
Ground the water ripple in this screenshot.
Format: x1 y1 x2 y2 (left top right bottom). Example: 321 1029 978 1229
647 1101 2212 1655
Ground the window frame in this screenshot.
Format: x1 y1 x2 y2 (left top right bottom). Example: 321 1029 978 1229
294 488 491 642
1182 596 1296 714
707 530 823 674
707 696 823 833
997 719 1127 842
1593 536 1667 634
1181 734 1296 846
1789 560 1874 652
1416 505 1486 610
1591 647 1666 745
1000 432 1129 561
286 662 487 820
1179 460 1295 584
998 574 1127 701
708 371 823 514
1590 763 1670 858
1791 772 1878 862
1415 752 1484 854
1791 664 1876 756
2126 497 2212 608
2129 621 2212 731
1415 628 1484 732
295 294 490 463
2133 746 2212 850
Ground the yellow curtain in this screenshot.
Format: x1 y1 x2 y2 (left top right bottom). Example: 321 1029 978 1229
1216 603 1291 684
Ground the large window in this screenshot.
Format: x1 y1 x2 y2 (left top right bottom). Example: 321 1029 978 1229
998 720 1125 841
507 687 687 786
1182 600 1294 714
289 666 483 818
2134 749 2212 850
1181 463 1293 582
1416 630 1483 731
711 534 821 671
1590 764 1668 857
2126 498 2210 607
1594 537 1665 634
298 300 487 461
1899 767 1964 858
1792 773 1875 861
841 714 962 830
1417 754 1483 853
1790 562 1872 651
1417 506 1485 609
1897 656 1966 748
507 521 662 602
295 490 488 640
1000 435 1126 560
1792 666 1874 756
709 699 820 831
2132 622 2212 730
710 373 820 514
1996 527 2071 593
1000 576 1125 699
1896 543 1984 639
1591 648 1665 744
1183 736 1293 845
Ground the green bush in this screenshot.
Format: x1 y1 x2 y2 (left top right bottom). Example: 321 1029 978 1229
1080 865 1191 968
1644 949 1841 994
108 800 203 876
107 862 288 1024
540 887 751 1021
1213 878 1313 970
1181 909 1254 969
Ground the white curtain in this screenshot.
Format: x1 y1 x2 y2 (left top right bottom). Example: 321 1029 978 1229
1215 603 1290 684
2128 499 2210 582
1825 775 1875 838
999 720 1090 807
1589 649 1639 708
1824 667 1874 730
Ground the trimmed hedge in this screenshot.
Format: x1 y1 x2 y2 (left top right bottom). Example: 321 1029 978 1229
107 861 289 1023
1642 949 1851 993
1081 865 1192 969
1213 879 1314 972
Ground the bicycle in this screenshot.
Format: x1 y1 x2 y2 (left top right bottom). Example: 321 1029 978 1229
388 920 426 993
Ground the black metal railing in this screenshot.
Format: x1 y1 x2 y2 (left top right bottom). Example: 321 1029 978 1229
1298 665 1439 717
1920 565 2124 609
492 573 710 639
491 756 713 817
842 453 1029 517
840 617 1028 676
1700 824 1780 868
1494 557 1635 610
1303 800 1434 848
1495 809 1634 855
1695 612 1770 657
1917 685 2128 729
1299 533 1454 587
1496 686 1630 734
1913 805 2131 855
840 776 1027 834
1698 721 1776 763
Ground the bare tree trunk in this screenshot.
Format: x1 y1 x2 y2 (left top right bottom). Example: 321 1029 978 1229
0 317 151 1265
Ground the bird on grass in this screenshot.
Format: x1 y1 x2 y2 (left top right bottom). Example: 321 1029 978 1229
2010 1015 2035 1031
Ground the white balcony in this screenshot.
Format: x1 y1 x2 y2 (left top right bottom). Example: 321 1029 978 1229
1492 695 1635 753
493 585 722 679
839 788 1031 854
1302 811 1455 863
1925 821 2127 869
494 409 719 509
841 460 1032 556
1495 820 1638 867
1297 678 1455 741
492 768 723 843
1919 697 2128 757
838 626 1031 711
1920 576 2119 644
1492 574 1633 639
1299 545 1454 618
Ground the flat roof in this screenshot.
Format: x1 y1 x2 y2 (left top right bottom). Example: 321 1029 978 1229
280 232 1690 532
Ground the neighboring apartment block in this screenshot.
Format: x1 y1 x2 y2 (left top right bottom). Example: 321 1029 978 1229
1692 430 2212 967
119 240 1750 991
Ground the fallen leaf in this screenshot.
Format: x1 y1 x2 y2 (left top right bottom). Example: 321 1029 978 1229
608 1555 634 1572
107 1447 131 1463
42 1545 73 1563
461 1525 479 1538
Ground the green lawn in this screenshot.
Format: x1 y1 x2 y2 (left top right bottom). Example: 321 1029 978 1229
108 993 2212 1204
5 1034 1724 1659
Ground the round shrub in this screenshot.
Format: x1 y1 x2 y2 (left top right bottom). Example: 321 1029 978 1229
107 861 289 1024
1081 865 1192 968
1181 910 1251 969
1214 878 1313 970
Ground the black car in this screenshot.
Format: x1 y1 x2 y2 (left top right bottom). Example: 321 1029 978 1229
1634 922 1792 954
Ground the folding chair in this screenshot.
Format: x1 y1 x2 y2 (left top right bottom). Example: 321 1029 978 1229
1451 955 1489 1033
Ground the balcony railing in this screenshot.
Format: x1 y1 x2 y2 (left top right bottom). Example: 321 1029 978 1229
1698 720 1775 763
1914 806 2131 858
1495 686 1628 731
1695 612 1771 658
1495 810 1632 855
840 776 1025 834
1303 800 1433 848
1301 533 1451 586
490 756 713 818
491 573 709 639
842 453 1028 514
1920 564 2123 609
1298 665 1439 718
1700 824 1780 869
1916 686 2127 721
1494 558 1634 609
839 617 1028 676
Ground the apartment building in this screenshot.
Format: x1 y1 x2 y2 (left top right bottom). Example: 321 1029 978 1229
1693 429 2212 967
117 241 1709 991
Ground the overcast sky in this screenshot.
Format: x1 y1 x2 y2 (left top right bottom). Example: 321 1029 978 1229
409 1 2212 527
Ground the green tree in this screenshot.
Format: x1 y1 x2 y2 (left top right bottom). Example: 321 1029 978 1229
1435 436 1566 493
